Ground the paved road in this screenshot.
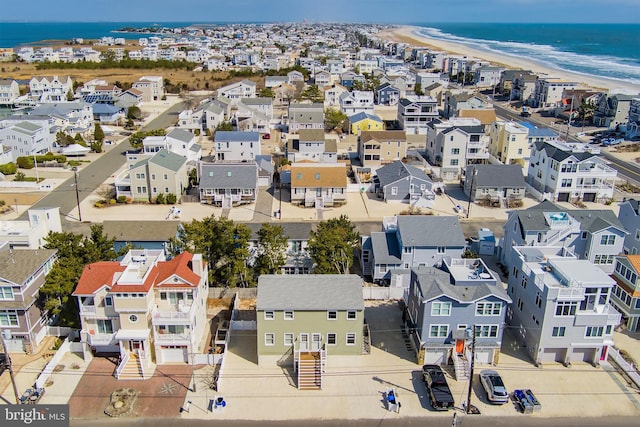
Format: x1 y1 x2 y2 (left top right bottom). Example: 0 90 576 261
71 415 639 427
17 101 188 228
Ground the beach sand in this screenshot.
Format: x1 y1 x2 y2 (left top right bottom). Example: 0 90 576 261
379 26 640 95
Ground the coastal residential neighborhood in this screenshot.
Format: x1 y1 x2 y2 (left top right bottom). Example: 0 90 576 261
1 20 640 425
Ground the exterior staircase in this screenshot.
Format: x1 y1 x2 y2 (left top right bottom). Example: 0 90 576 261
454 353 471 381
297 352 322 390
116 352 145 380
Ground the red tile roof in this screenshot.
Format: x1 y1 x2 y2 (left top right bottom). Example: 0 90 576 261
73 252 202 295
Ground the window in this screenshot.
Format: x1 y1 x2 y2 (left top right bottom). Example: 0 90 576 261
451 148 460 155
450 159 458 166
265 333 275 346
284 311 294 320
585 326 604 337
129 314 138 322
431 302 451 316
135 173 145 179
327 311 337 320
605 325 613 335
476 302 501 316
97 319 114 334
594 254 615 265
0 287 14 300
437 246 446 254
151 174 156 180
104 296 113 307
555 301 577 316
164 174 168 180
552 326 565 337
581 231 588 239
327 333 337 345
561 178 572 188
346 333 356 345
429 324 449 338
600 235 616 245
0 310 19 327
535 292 542 308
474 325 498 338
264 311 274 320
391 187 398 196
284 333 294 346
347 311 357 320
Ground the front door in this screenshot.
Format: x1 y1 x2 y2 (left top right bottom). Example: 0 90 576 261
311 333 322 351
455 339 465 355
299 333 309 351
600 346 608 361
128 340 142 353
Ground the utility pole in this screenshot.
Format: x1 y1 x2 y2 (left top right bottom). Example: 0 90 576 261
566 95 574 141
0 329 21 404
465 325 476 414
466 168 477 219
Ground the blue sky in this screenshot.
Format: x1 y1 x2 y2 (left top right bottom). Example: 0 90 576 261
3 0 639 23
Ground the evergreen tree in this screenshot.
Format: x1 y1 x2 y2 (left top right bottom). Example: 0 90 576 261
308 215 360 274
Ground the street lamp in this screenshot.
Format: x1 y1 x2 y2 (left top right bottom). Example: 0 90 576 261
465 325 477 414
31 148 39 184
72 167 82 222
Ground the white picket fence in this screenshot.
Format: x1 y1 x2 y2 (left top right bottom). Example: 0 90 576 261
362 286 405 300
35 337 71 389
608 346 640 389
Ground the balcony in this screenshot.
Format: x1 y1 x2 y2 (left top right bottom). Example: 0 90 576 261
87 332 115 346
79 305 97 316
151 303 193 325
154 332 191 344
574 304 621 326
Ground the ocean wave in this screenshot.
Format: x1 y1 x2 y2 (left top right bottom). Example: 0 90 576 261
416 26 640 87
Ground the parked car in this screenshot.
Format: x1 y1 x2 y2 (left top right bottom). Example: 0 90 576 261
262 133 271 139
479 369 509 404
602 138 623 146
422 365 455 410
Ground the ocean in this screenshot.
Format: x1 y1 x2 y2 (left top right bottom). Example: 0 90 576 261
414 23 640 88
1 21 639 88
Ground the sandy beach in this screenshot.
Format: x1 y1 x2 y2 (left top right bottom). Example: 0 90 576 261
379 25 640 95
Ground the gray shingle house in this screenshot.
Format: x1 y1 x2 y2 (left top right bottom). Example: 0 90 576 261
617 198 640 255
0 248 57 353
198 162 258 207
361 215 466 283
464 164 525 203
405 260 510 376
375 161 435 207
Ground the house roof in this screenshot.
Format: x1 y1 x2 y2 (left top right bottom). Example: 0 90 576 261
377 161 431 187
414 267 511 304
149 149 187 172
73 251 201 295
0 249 57 285
214 131 260 142
360 130 407 142
397 216 465 247
370 232 402 264
349 112 383 123
245 222 315 240
103 221 181 242
257 274 364 311
290 164 346 188
534 141 594 162
515 201 625 233
467 164 525 188
92 104 122 114
298 129 325 141
458 109 497 125
199 163 257 189
167 128 195 143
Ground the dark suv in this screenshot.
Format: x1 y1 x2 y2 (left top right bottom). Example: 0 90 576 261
422 365 455 410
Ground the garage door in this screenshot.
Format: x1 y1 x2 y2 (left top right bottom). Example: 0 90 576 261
557 193 570 202
424 349 448 365
582 193 596 202
474 349 492 364
541 347 566 363
572 348 596 363
161 346 188 363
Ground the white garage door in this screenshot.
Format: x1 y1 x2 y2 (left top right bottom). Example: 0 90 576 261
474 350 492 364
541 347 566 363
161 346 188 363
572 348 596 363
424 349 448 365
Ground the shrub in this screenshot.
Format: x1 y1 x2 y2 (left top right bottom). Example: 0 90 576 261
0 200 5 207
13 171 26 181
94 201 104 208
0 162 17 175
16 156 34 169
155 193 166 204
165 193 177 204
117 195 128 204
108 199 116 205
55 155 67 163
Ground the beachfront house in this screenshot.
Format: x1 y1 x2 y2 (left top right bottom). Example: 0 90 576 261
532 78 578 109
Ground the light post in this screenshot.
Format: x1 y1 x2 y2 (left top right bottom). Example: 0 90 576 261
465 325 477 414
72 166 82 222
32 148 39 184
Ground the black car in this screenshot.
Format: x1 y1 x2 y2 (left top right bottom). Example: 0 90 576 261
422 364 455 410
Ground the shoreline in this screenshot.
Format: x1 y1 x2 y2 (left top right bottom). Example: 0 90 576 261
379 25 640 95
